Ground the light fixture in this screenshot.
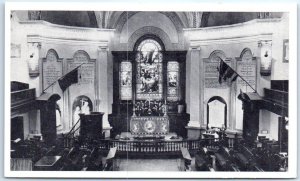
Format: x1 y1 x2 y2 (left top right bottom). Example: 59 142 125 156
259 40 272 76
27 42 41 77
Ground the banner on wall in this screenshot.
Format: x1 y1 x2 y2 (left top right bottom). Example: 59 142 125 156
218 59 238 84
58 68 79 92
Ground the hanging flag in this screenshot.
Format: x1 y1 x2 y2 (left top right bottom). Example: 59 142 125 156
218 59 239 84
58 68 79 92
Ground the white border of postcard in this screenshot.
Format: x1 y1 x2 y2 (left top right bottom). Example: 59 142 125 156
4 2 297 178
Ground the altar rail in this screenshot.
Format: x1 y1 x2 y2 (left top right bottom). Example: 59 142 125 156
98 140 203 155
63 137 239 157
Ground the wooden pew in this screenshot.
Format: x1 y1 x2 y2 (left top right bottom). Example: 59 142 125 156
215 146 240 171
180 147 192 171
103 147 117 171
195 147 215 171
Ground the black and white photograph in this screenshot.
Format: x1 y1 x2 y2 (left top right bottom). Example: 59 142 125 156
5 2 297 179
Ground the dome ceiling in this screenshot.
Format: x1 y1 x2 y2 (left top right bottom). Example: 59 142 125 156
25 11 282 29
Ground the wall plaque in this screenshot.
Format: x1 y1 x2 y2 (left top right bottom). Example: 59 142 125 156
235 49 257 130
68 63 95 85
67 51 95 86
236 59 256 91
67 51 96 118
204 59 229 89
43 50 62 90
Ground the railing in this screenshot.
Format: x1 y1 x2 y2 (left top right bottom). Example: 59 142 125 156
62 137 240 156
98 140 199 154
62 118 81 148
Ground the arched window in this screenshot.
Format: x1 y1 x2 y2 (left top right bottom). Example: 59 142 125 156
135 38 163 100
136 39 162 52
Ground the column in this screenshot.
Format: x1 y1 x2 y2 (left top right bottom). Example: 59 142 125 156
188 46 201 127
257 40 272 138
186 45 202 139
27 42 43 135
27 42 42 93
97 46 111 131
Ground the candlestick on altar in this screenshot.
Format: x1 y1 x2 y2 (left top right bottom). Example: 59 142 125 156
133 106 136 117
164 104 168 116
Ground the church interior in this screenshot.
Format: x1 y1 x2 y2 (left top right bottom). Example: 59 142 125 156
9 10 289 172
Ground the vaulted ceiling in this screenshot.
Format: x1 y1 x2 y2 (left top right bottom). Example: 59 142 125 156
26 11 282 29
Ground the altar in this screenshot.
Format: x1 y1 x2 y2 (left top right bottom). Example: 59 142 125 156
130 116 169 135
109 41 189 138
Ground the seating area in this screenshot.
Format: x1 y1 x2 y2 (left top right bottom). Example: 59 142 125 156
10 126 288 172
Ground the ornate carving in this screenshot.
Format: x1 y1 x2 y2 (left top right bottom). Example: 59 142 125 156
94 11 113 28
134 100 165 116
130 116 169 134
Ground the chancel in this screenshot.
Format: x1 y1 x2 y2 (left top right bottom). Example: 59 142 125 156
9 10 289 172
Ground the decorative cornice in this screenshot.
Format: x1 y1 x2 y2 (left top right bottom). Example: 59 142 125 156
184 18 281 43
29 42 42 49
27 35 109 47
189 34 273 46
19 20 114 44
19 20 115 32
98 46 109 51
189 45 201 51
258 40 272 47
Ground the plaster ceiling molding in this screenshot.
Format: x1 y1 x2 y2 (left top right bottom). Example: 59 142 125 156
114 11 185 34
24 21 113 46
194 12 203 28
94 11 113 29
185 12 194 28
119 12 180 44
176 12 189 28
110 11 189 51
185 12 203 28
106 11 124 29
127 26 174 51
184 18 280 44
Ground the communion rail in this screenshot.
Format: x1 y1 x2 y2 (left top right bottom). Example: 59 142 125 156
78 138 238 157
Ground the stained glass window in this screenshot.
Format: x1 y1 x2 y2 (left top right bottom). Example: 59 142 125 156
137 39 162 52
167 62 179 101
136 39 163 100
120 62 132 100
